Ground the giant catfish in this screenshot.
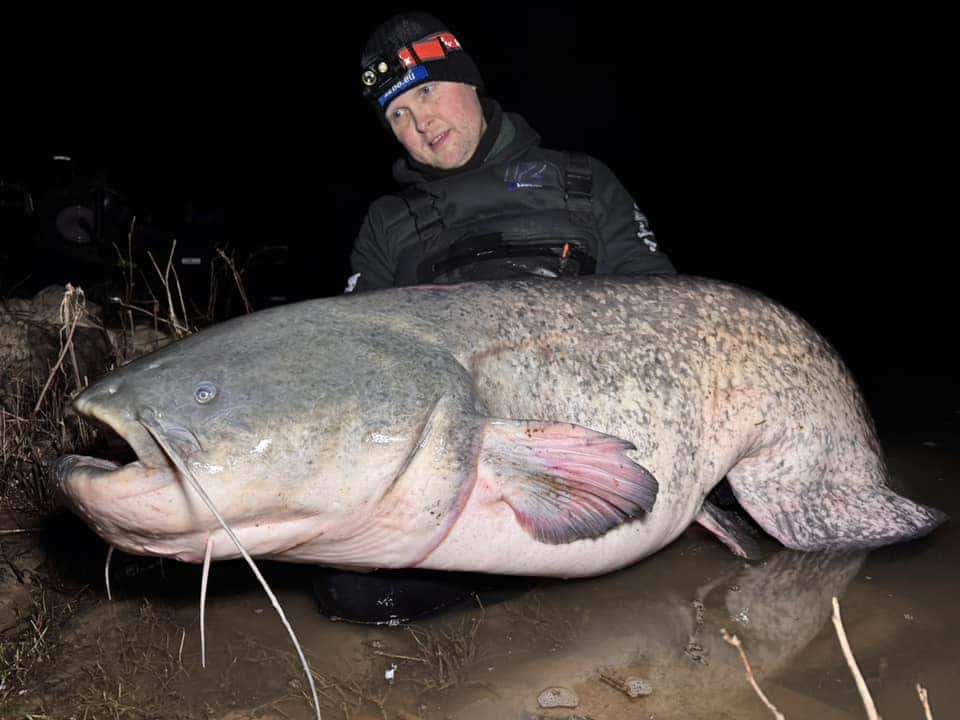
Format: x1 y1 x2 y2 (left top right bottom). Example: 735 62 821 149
54 276 946 576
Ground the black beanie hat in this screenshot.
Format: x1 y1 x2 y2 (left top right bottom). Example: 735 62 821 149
360 12 484 118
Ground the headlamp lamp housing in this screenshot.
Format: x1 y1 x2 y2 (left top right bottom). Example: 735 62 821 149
360 32 469 109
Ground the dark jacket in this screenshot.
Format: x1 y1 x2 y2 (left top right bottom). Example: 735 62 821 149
349 100 675 291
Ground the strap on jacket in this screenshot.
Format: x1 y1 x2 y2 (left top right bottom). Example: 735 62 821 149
564 152 593 221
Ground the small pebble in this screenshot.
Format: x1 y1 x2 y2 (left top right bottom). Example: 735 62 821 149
538 686 579 708
624 677 654 697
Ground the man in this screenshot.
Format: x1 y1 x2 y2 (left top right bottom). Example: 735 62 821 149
347 11 675 293
315 12 675 623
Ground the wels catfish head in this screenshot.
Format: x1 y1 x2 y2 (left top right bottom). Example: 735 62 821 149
53 302 482 568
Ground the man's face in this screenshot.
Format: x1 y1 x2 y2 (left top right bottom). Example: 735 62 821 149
385 81 487 169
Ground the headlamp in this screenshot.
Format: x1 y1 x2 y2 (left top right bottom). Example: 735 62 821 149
360 32 465 108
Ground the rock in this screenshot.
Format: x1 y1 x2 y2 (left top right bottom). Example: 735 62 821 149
537 686 580 708
623 676 653 697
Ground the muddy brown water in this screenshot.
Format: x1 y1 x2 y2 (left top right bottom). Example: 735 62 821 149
3 317 957 720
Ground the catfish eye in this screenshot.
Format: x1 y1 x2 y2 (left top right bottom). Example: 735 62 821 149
194 381 217 404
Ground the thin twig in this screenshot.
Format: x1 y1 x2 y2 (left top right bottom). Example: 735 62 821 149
172 249 191 331
33 286 84 414
721 628 785 720
126 216 136 298
371 651 429 663
831 596 881 720
0 528 42 535
160 243 180 334
108 299 182 331
916 683 933 720
61 288 83 391
147 243 190 337
215 247 253 314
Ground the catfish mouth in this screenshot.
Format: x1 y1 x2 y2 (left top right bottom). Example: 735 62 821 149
52 426 174 504
73 393 172 470
54 397 199 502
52 399 216 559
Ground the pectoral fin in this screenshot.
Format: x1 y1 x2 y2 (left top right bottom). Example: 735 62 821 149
480 420 658 545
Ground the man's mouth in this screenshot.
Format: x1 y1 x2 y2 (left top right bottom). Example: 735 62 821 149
429 130 450 149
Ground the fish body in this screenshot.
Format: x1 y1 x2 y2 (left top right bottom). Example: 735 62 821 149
54 276 946 577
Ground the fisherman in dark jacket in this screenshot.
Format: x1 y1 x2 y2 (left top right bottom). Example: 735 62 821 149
313 12 677 625
347 11 675 293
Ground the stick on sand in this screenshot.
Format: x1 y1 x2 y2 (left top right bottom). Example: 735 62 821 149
831 596 881 720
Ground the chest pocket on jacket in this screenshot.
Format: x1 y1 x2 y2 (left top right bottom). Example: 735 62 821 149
397 152 599 285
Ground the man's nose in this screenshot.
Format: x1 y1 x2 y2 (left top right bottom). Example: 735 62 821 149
412 108 434 133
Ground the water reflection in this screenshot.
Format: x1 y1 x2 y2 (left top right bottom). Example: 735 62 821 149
420 547 866 718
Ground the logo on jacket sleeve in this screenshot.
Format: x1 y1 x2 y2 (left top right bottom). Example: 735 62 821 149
504 161 547 191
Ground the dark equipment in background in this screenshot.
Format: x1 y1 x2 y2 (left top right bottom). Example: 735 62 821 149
2 154 289 316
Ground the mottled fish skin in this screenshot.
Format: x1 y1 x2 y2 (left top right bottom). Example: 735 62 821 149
53 276 945 577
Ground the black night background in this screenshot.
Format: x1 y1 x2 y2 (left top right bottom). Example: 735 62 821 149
0 0 953 416
3 4 955 413
7 5 956 408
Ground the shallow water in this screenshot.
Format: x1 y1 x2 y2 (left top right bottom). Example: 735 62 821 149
5 315 958 720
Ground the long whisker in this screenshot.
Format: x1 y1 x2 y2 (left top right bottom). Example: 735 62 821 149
201 536 213 669
105 545 115 600
138 413 322 720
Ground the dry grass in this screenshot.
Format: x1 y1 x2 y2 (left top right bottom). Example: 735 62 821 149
0 585 88 711
1 230 258 506
0 292 96 515
69 599 194 719
1 593 200 719
111 223 196 360
403 613 485 694
223 609 488 720
229 629 391 720
0 235 260 717
0 586 56 701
